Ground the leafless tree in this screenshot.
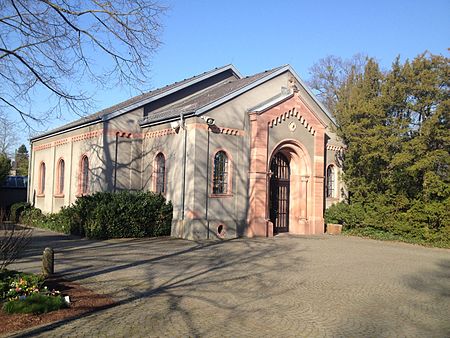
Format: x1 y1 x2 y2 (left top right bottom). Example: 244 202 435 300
0 115 17 156
307 53 367 113
0 209 33 271
0 0 167 126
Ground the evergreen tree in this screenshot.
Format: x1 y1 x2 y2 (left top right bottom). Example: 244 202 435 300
324 51 449 244
15 144 29 176
0 153 11 184
335 59 394 201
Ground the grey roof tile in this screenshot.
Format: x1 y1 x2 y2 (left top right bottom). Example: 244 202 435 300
32 65 237 140
141 65 287 124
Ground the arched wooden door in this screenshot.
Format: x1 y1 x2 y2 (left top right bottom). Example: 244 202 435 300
269 152 290 233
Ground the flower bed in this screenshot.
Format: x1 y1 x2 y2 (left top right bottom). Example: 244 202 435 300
0 276 115 336
1 270 66 314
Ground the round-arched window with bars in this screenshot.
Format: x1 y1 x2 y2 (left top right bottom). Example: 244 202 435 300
155 153 166 194
213 151 228 194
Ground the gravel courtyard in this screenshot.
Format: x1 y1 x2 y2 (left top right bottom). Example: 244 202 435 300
7 228 450 337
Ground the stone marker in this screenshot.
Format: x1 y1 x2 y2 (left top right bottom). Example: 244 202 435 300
42 247 54 277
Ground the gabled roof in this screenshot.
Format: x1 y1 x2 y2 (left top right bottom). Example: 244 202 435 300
140 66 286 125
31 63 335 141
140 64 336 127
31 64 242 141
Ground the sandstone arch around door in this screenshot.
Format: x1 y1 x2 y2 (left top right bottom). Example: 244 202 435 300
269 139 312 235
247 95 326 237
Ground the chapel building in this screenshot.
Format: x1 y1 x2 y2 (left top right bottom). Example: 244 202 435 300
28 64 344 239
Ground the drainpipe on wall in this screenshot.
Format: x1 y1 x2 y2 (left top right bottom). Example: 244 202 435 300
181 113 187 221
205 126 210 239
27 142 33 204
113 133 119 192
265 122 270 237
68 140 73 205
51 145 56 213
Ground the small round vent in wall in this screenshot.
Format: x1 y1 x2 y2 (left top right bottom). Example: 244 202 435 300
288 121 297 132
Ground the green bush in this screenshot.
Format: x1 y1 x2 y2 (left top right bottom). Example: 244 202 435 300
324 202 365 229
9 202 30 223
20 207 46 228
2 293 66 314
20 191 173 239
328 198 450 248
83 191 172 239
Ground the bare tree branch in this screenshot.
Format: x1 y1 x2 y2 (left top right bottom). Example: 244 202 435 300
0 0 167 128
307 53 368 113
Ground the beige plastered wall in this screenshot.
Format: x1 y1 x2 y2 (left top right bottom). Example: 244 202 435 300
30 107 145 213
30 123 104 213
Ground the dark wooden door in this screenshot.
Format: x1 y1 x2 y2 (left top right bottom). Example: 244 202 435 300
269 153 290 233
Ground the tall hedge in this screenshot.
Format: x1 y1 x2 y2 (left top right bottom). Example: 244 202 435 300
19 191 173 239
319 52 449 247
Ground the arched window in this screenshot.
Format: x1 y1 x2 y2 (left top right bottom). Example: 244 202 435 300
213 151 229 194
80 155 89 194
56 158 65 195
38 162 46 194
326 165 336 198
155 153 165 194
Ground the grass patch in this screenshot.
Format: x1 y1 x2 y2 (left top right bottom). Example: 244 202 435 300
343 227 450 248
2 293 67 314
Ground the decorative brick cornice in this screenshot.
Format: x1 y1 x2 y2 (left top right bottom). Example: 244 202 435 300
186 123 245 136
34 129 103 152
326 144 344 151
269 107 316 136
34 143 52 151
106 130 133 138
54 138 69 147
143 128 176 139
72 130 103 143
217 127 244 136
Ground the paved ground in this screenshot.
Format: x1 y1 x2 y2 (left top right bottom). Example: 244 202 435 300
6 228 450 337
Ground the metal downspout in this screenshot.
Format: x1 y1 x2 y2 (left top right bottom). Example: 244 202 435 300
181 113 187 221
113 133 118 192
27 142 33 204
205 127 210 239
266 121 270 237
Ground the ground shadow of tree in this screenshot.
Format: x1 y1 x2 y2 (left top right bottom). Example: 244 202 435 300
330 258 450 337
12 233 307 337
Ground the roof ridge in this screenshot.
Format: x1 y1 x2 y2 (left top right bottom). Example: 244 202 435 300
97 64 236 115
31 64 239 141
193 65 288 111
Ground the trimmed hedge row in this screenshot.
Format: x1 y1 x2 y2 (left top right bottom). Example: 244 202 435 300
325 200 450 248
15 191 173 239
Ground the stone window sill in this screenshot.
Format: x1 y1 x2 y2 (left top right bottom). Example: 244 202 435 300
209 193 233 198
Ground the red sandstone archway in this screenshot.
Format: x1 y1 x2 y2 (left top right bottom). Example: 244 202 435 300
269 140 311 235
246 93 326 237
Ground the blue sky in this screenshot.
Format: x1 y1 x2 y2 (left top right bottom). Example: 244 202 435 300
13 0 450 147
153 0 448 82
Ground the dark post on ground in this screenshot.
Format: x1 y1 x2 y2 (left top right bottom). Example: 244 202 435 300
42 247 54 277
